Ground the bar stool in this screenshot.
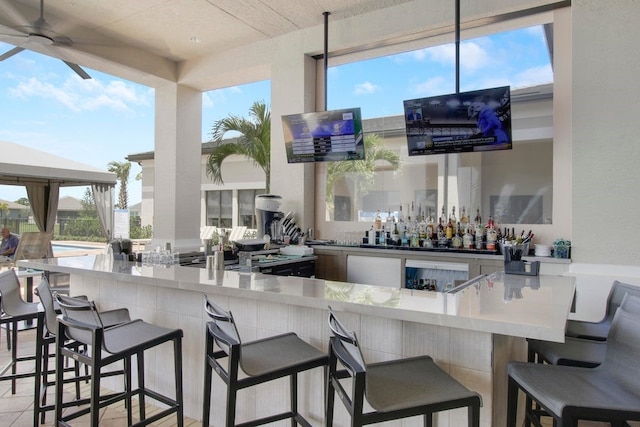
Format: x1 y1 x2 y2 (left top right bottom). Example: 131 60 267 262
522 293 640 426
33 277 131 424
508 299 640 427
566 280 640 340
54 293 184 426
0 269 42 394
202 295 328 427
326 307 481 427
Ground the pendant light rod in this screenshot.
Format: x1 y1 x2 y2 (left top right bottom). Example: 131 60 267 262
323 11 330 111
455 0 460 94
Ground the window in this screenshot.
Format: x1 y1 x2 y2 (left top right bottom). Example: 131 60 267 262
238 189 265 228
206 190 232 227
321 25 554 226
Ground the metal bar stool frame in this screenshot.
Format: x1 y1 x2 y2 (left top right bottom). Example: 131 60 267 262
202 295 328 427
54 293 184 427
326 307 481 427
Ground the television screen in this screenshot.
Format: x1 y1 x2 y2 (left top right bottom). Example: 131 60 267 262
282 108 365 163
404 86 512 156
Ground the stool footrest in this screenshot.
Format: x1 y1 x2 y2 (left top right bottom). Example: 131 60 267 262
236 411 296 427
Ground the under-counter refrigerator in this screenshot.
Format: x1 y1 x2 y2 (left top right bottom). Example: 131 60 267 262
405 259 469 292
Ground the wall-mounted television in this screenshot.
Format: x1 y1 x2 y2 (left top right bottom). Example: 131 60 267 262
403 86 512 156
282 108 365 163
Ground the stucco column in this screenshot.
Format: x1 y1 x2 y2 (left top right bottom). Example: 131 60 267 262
571 0 640 264
152 82 202 251
270 39 317 232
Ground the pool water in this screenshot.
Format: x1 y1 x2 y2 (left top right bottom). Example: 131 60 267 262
52 244 103 253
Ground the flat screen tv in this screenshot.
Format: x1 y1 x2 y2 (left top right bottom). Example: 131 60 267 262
282 108 365 163
403 86 512 156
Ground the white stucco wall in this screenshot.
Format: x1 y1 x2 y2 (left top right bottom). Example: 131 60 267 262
571 0 640 265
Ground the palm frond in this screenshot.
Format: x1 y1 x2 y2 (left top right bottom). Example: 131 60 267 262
205 142 252 185
325 133 401 208
206 100 271 191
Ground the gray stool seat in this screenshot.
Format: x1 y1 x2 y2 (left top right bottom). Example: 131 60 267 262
508 297 640 426
508 362 640 417
238 331 326 377
366 355 480 413
102 319 180 354
527 337 606 367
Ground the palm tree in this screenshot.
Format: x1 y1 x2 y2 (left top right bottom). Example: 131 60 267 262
0 202 8 226
107 161 131 209
206 100 271 192
325 133 401 220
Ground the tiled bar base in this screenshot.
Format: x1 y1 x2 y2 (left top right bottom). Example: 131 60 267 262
71 273 515 427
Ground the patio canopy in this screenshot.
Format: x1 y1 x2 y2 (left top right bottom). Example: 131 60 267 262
0 140 117 245
0 140 116 187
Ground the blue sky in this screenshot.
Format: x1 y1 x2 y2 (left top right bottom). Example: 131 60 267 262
0 25 550 205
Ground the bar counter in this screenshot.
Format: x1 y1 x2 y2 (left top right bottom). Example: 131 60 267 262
19 255 576 427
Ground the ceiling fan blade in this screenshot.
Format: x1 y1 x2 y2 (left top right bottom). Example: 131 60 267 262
0 46 24 61
63 60 91 80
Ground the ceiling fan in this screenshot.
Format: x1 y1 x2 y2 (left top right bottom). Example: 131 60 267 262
0 0 91 79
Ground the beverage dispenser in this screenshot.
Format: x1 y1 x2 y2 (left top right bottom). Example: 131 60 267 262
255 194 284 241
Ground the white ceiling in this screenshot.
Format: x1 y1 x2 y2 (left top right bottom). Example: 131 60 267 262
0 0 412 69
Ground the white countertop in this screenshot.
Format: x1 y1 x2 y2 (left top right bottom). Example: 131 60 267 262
19 255 575 342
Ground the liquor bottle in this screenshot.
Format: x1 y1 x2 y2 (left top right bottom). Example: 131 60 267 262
463 224 474 249
445 217 453 240
474 207 482 225
418 214 427 241
451 223 462 249
486 218 497 251
460 206 468 229
437 217 445 239
386 209 395 231
426 207 435 240
397 204 405 234
449 206 457 235
391 221 400 245
401 229 408 246
374 210 382 230
378 225 386 246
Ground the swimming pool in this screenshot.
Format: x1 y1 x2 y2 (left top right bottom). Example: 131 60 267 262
52 244 104 253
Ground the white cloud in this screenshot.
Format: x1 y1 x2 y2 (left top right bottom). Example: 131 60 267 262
512 64 553 88
227 86 242 94
202 92 214 108
8 74 152 113
354 81 380 95
413 76 447 96
395 39 492 73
